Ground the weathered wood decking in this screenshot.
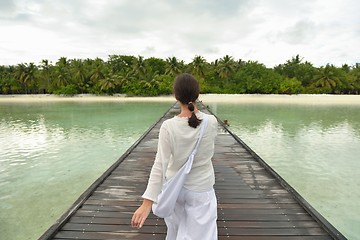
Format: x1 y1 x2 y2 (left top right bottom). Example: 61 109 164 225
40 103 346 240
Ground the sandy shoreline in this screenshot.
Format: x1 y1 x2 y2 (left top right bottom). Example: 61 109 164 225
200 94 360 105
0 94 359 105
0 94 175 103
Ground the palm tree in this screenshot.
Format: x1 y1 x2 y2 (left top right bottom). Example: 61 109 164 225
216 55 236 85
25 63 37 93
72 59 88 93
118 71 134 93
346 67 360 94
98 73 120 93
14 63 27 93
55 57 70 88
90 58 106 85
165 57 182 76
147 72 160 93
0 66 18 94
314 64 342 92
132 56 147 80
190 55 207 79
39 59 52 93
57 57 69 68
14 63 37 93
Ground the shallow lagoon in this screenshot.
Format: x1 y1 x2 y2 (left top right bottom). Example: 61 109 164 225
208 99 360 240
0 95 359 239
0 100 173 240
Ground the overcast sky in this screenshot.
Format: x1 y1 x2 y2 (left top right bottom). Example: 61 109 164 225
1 0 359 67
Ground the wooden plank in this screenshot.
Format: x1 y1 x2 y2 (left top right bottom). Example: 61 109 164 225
61 223 329 236
218 227 329 236
217 220 321 228
54 231 166 240
69 216 164 225
79 205 307 215
54 235 333 240
62 223 167 233
217 237 332 240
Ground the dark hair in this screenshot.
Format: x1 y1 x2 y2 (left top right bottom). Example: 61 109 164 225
173 73 202 128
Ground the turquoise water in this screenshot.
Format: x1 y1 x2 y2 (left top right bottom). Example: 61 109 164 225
1 97 359 239
0 101 173 240
209 102 360 240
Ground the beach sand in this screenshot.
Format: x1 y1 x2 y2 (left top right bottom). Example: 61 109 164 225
200 94 360 105
0 94 359 105
0 94 175 103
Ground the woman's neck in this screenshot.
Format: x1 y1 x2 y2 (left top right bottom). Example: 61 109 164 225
177 103 198 118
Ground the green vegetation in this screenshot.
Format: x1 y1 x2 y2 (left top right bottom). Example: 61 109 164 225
1 55 359 95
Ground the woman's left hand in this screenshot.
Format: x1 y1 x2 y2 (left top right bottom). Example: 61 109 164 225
131 199 153 229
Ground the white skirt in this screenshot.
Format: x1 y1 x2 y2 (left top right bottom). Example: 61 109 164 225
164 187 218 240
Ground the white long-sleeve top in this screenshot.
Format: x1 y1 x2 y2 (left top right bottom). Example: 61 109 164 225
142 111 218 202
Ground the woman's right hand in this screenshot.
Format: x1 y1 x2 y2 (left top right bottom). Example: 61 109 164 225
131 199 153 229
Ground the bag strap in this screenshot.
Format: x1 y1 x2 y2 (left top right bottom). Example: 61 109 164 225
191 114 208 156
182 114 208 174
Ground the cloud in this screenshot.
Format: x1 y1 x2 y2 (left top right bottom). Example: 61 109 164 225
0 0 16 12
0 0 359 66
0 0 24 20
277 20 317 45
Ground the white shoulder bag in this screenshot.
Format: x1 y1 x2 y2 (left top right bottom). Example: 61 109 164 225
152 115 208 218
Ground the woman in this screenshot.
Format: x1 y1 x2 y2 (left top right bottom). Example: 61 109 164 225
131 73 218 239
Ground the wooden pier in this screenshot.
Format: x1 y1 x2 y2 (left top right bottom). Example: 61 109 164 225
40 103 346 240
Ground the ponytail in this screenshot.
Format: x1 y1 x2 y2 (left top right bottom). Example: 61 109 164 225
187 102 202 128
173 73 202 128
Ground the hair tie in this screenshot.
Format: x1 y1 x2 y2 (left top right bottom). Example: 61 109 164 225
188 102 195 112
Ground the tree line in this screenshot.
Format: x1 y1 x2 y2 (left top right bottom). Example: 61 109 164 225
0 54 359 96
